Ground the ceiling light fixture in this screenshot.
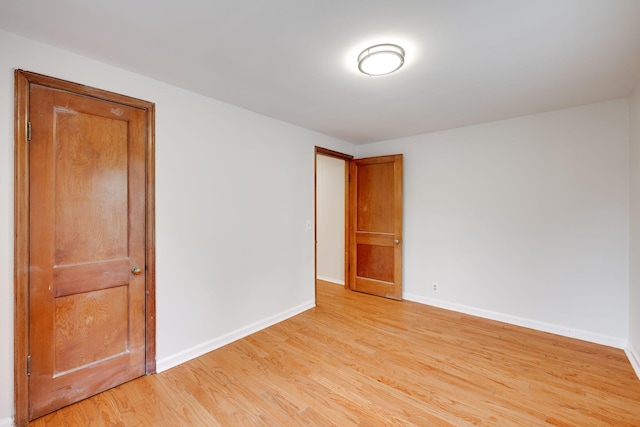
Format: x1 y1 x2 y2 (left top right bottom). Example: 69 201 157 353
358 44 405 76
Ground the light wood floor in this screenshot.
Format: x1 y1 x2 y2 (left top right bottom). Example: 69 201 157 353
28 280 640 426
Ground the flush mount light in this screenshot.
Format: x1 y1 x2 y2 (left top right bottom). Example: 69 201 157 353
358 43 405 76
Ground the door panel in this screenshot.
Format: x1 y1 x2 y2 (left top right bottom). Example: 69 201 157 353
356 244 394 282
28 84 147 419
349 155 403 300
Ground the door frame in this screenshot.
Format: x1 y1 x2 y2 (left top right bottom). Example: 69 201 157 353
314 147 353 293
13 70 156 426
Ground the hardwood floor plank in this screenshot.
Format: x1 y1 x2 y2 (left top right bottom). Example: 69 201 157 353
27 279 640 426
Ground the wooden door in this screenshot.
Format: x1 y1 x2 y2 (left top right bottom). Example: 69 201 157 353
349 155 403 300
15 71 155 423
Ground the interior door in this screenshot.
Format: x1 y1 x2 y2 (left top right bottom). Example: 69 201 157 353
27 82 148 419
349 154 403 300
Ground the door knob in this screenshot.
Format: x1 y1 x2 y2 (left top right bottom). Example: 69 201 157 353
394 239 400 244
131 265 143 275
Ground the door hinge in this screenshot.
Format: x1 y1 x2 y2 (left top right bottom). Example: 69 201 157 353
26 355 31 376
27 121 32 141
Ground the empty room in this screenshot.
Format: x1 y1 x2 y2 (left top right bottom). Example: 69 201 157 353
1 1 640 425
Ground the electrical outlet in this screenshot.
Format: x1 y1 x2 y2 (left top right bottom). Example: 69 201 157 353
432 283 438 292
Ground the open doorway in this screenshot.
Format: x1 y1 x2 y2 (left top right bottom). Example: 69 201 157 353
314 147 404 300
315 147 352 290
317 155 346 284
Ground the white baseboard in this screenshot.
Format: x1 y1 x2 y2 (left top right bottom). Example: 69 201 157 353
626 343 640 381
0 417 14 427
404 293 628 350
316 276 345 285
156 300 315 373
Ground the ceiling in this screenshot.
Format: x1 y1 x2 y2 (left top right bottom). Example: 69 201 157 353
1 0 640 144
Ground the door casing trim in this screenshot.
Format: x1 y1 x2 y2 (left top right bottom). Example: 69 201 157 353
13 70 156 426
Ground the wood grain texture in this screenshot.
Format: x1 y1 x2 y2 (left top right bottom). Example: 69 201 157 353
13 69 31 427
350 154 403 300
53 109 129 264
28 280 640 426
14 70 156 426
27 84 147 420
356 243 394 282
54 286 129 374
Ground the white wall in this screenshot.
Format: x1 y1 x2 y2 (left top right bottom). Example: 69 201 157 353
316 155 345 284
629 81 640 377
358 100 630 347
0 29 356 425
